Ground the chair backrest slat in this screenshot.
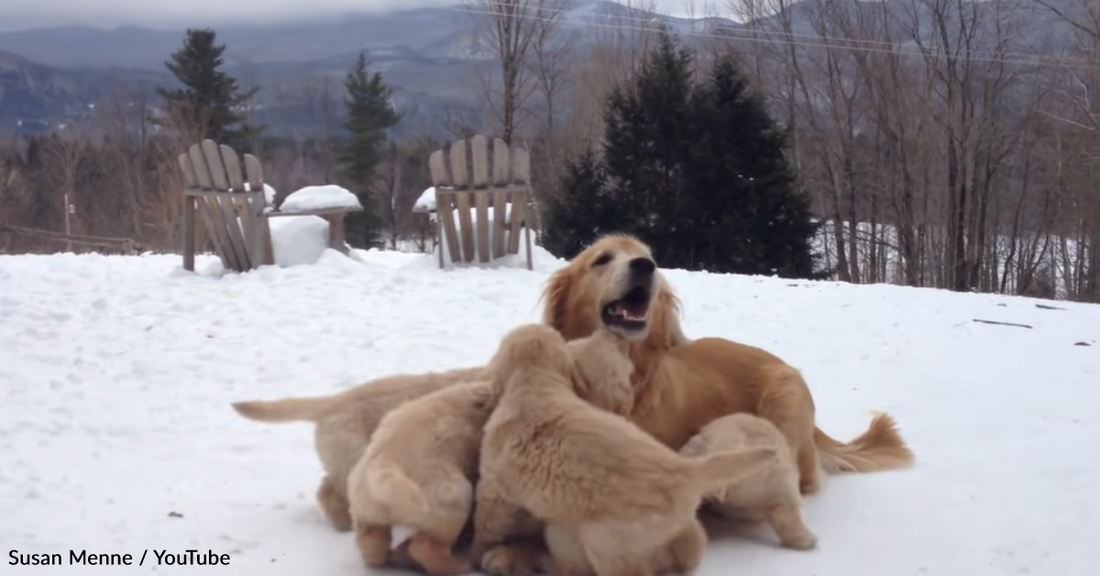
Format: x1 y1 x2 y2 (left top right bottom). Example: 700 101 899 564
426 134 532 268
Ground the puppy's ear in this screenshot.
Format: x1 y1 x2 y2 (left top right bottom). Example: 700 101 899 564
540 266 575 332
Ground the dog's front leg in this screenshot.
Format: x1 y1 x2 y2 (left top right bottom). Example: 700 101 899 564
469 478 545 576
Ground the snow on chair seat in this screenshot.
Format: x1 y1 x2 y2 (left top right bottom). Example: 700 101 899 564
413 134 534 270
177 139 362 273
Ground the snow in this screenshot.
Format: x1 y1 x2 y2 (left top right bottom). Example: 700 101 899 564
414 186 437 212
241 181 277 208
1 249 1098 575
278 185 362 212
268 216 332 267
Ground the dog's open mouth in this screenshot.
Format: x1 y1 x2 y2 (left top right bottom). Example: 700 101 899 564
601 286 652 335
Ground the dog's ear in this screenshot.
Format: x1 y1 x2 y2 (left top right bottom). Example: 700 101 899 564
540 266 575 333
646 277 687 350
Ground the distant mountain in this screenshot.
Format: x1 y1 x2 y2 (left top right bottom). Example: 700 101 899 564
0 1 705 70
0 50 165 135
0 0 1088 139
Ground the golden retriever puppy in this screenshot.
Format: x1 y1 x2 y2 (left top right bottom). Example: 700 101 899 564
346 380 495 575
477 324 776 576
680 413 817 550
231 366 486 531
565 327 635 417
541 521 706 576
468 327 637 575
541 234 914 496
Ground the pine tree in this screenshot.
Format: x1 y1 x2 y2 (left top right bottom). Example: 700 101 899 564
156 29 262 151
337 51 401 249
600 29 696 261
542 31 822 279
540 145 614 258
689 53 821 278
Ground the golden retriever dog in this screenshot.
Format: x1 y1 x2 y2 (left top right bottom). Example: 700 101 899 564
230 366 485 531
541 234 914 496
541 521 706 576
680 413 817 550
470 233 913 576
468 326 638 573
346 380 495 575
565 327 636 417
478 324 775 576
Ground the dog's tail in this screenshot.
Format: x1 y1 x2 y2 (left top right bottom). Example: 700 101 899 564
231 396 336 424
365 462 430 525
684 447 776 495
814 413 914 474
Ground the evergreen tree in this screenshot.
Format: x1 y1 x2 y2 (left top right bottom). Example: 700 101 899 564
337 51 401 249
600 29 696 260
156 29 263 151
540 145 614 258
542 30 822 278
686 52 821 277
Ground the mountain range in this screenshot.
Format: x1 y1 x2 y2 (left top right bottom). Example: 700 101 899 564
0 0 1087 138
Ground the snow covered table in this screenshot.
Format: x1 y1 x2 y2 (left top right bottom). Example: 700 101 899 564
264 185 363 257
178 139 362 273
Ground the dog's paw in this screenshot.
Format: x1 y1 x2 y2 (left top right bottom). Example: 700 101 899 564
780 531 818 551
798 477 821 496
480 544 540 576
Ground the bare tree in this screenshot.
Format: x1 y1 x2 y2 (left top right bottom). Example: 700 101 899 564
527 0 575 179
469 0 543 143
1038 0 1100 300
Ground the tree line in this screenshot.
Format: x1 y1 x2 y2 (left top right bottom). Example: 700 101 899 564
1 0 1097 303
0 28 413 253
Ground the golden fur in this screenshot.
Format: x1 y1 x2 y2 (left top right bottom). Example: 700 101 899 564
477 324 775 576
230 366 486 531
565 327 636 417
541 234 914 494
346 380 496 575
470 233 914 576
469 327 640 574
229 322 638 539
680 413 816 550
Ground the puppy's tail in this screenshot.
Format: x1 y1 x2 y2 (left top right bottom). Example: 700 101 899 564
685 447 776 495
365 462 430 525
814 413 914 474
231 396 336 424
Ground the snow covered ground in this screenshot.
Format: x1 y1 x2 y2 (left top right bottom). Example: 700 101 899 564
1 243 1098 575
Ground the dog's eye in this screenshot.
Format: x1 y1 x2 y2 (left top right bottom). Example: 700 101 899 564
592 253 613 267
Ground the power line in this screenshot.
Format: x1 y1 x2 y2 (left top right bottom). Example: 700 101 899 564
442 3 1100 71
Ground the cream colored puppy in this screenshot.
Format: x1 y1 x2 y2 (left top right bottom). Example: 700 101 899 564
231 366 485 531
469 326 637 572
346 380 495 575
565 326 635 417
680 413 817 550
477 324 776 576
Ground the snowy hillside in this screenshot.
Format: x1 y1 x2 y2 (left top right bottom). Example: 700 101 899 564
0 245 1097 575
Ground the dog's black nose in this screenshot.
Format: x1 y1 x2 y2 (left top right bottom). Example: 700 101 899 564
629 257 656 276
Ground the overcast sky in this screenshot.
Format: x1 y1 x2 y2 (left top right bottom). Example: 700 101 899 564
0 0 696 31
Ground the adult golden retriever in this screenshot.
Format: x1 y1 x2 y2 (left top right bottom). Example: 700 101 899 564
542 234 914 495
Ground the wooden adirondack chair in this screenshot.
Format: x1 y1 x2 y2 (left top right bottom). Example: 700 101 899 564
413 135 534 270
178 139 362 273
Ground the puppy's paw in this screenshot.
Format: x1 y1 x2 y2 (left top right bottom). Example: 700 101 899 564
480 543 540 576
780 531 818 551
798 477 820 496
